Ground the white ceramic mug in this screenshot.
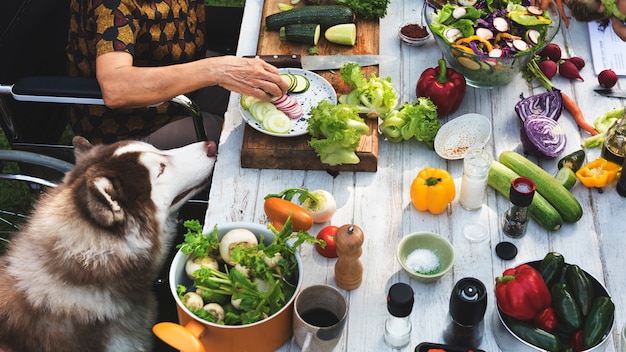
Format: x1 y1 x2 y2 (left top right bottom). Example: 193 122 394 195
292 285 347 352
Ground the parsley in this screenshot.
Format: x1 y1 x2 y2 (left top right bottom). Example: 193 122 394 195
336 0 391 20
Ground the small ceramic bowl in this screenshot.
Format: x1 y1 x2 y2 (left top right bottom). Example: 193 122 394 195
397 232 455 283
398 21 431 47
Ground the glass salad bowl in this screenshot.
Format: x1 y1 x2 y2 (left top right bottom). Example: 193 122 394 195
424 0 561 88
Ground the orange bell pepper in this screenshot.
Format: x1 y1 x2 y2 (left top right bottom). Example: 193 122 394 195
410 167 456 214
575 157 620 188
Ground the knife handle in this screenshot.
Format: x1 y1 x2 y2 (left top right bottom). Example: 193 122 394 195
245 54 302 68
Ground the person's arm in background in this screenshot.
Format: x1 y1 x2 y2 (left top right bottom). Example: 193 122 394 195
96 52 288 109
611 0 626 40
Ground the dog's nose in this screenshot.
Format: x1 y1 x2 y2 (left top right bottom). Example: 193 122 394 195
205 141 218 157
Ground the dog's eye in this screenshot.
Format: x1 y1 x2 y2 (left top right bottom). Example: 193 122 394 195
157 163 166 177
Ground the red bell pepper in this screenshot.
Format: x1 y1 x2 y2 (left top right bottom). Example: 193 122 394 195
532 306 558 331
415 58 466 116
495 264 551 321
571 330 585 352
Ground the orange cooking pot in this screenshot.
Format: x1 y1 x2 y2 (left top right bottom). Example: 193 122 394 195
153 222 303 352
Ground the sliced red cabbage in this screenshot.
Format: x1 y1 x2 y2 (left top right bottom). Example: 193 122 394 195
514 89 563 123
520 115 567 158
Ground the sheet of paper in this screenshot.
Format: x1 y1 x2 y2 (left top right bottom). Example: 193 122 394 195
587 22 626 76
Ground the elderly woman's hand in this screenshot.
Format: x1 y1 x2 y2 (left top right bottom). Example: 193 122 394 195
210 56 289 101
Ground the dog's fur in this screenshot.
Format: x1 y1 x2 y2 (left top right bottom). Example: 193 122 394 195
0 136 217 352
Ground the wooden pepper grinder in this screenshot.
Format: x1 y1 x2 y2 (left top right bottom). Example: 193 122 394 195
334 224 364 290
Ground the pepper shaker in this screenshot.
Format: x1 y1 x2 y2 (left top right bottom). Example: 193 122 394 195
334 224 364 290
502 177 535 238
442 277 487 348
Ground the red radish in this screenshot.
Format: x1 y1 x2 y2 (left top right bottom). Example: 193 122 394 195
598 69 618 88
564 56 585 70
538 43 561 62
272 94 303 119
539 60 558 79
493 17 509 32
559 60 584 81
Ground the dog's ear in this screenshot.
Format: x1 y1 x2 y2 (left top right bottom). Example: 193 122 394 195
72 136 93 161
86 175 125 227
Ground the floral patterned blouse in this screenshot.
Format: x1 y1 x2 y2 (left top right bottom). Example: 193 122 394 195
67 0 206 144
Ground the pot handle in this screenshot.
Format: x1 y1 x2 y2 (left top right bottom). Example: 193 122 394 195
153 321 206 352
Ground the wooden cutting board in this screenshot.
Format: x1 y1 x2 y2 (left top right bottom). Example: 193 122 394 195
240 0 380 172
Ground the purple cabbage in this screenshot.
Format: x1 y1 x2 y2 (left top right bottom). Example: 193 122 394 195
520 115 567 158
514 89 563 122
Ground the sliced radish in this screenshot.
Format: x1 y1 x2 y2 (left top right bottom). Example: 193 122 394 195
458 0 478 5
488 48 503 57
444 28 463 42
527 5 544 16
452 7 467 19
493 17 509 32
512 39 530 51
476 27 494 41
525 29 541 46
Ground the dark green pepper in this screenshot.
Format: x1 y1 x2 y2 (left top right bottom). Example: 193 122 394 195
551 282 582 331
565 264 595 316
582 296 615 348
557 150 586 172
538 252 565 288
505 317 562 351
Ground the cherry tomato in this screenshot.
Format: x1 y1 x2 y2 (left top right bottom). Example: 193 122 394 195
315 225 338 258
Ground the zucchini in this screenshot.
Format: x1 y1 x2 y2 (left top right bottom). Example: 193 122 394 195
279 23 321 45
565 264 595 316
488 161 563 231
505 317 562 351
499 151 583 223
557 149 586 172
325 23 357 46
265 5 355 31
582 296 615 348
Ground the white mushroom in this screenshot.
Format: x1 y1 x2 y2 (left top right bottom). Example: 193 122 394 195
219 228 259 265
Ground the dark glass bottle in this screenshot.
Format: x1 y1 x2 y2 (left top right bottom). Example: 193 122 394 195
502 177 536 238
443 277 487 348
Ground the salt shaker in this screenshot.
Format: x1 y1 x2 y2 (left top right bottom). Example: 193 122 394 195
442 277 487 348
502 177 535 238
459 147 492 210
384 283 414 349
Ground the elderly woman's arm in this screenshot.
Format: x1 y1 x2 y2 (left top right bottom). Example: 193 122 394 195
96 52 288 109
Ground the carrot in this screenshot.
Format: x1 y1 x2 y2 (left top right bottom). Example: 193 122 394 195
554 0 569 27
561 92 598 136
263 197 314 232
539 0 553 10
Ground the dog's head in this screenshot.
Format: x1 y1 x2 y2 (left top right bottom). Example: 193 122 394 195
66 136 217 231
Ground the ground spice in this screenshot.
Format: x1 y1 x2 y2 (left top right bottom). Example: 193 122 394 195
400 24 428 39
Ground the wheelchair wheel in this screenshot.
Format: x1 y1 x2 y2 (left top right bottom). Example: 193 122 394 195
0 150 73 252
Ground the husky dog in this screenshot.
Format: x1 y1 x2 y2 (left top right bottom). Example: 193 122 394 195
0 136 217 352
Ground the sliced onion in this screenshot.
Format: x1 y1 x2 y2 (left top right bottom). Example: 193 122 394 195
520 115 567 158
514 89 563 122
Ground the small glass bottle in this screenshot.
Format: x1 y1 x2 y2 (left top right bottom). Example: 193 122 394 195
459 147 492 210
384 283 414 349
502 177 535 238
601 114 626 166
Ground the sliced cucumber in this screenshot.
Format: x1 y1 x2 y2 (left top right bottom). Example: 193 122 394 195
262 110 292 133
240 95 261 110
555 167 577 189
291 74 310 93
249 101 278 122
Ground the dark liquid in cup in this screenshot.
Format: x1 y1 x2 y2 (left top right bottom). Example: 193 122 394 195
301 308 339 327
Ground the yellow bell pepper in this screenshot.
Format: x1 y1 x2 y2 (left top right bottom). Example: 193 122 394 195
575 157 620 188
454 35 494 53
410 168 456 214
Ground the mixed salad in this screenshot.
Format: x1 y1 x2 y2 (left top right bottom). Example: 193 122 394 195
426 0 558 86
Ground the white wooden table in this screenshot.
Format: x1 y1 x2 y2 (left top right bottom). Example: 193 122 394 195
203 1 626 350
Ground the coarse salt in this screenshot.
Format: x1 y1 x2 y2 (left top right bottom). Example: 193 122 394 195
406 248 440 275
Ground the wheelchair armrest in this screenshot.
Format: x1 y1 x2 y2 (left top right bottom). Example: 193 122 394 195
11 76 104 105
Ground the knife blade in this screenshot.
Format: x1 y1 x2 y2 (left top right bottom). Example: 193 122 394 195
249 54 395 70
594 88 626 98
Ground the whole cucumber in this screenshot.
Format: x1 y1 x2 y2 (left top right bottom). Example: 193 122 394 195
505 317 562 351
582 296 615 348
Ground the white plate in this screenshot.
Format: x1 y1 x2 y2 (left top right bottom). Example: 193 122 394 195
239 68 337 137
434 113 492 160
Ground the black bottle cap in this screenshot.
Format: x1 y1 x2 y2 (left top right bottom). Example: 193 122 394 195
387 283 414 317
496 241 518 260
617 158 626 197
448 278 487 326
509 177 536 207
